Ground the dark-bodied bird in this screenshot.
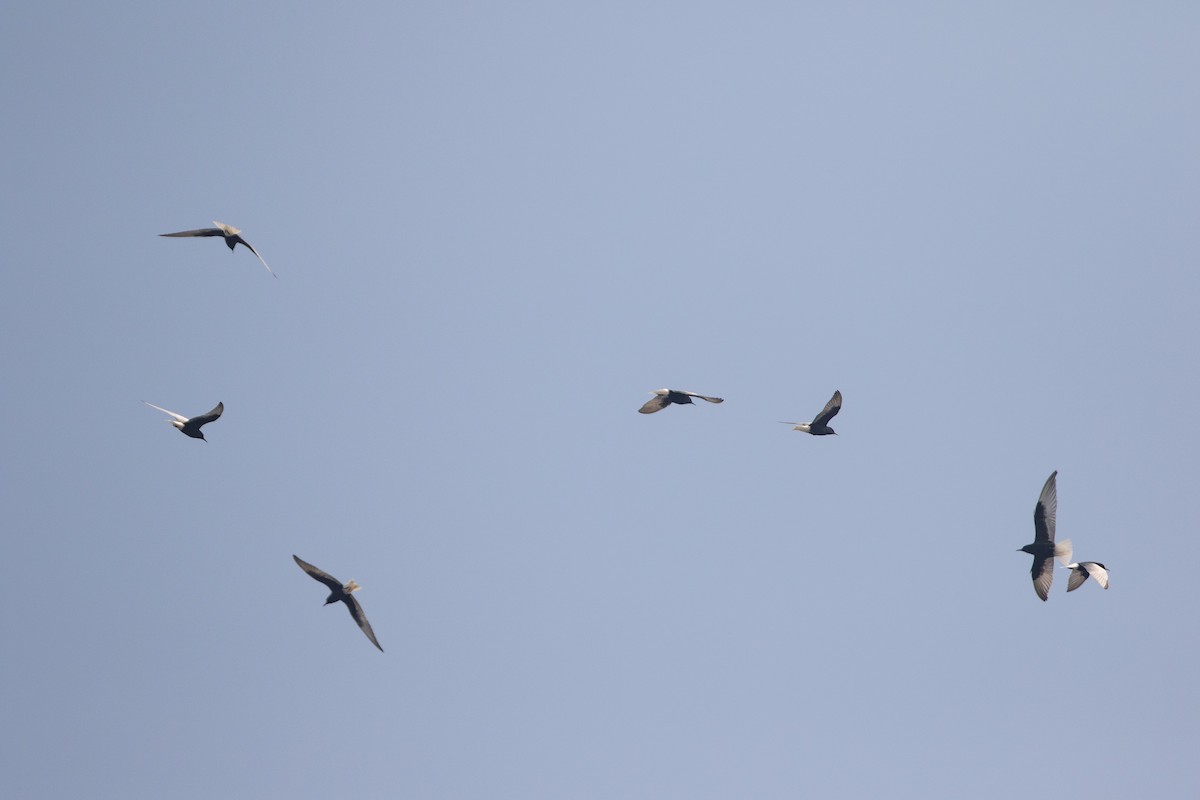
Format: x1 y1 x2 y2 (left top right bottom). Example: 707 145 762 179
780 390 842 435
638 388 724 414
143 400 224 441
1065 561 1109 592
293 555 384 652
160 221 275 277
1017 470 1073 601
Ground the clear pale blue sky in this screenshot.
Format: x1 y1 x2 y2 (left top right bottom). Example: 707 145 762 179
3 3 1198 798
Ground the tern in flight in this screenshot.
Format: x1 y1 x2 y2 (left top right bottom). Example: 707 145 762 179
638 388 724 414
160 221 275 277
1017 471 1073 601
780 390 842 435
293 555 384 652
142 401 224 441
1065 561 1109 592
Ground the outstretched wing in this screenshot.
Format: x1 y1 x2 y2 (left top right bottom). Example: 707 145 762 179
1066 565 1089 592
639 395 670 414
1031 555 1054 601
812 390 842 428
1033 471 1058 544
160 228 224 238
293 555 343 592
1083 562 1109 590
686 392 724 404
231 235 276 277
189 402 224 429
142 401 188 423
343 594 384 652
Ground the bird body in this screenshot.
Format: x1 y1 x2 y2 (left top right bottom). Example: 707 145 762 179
1065 561 1109 591
781 390 842 435
160 220 275 277
293 555 383 652
1018 470 1073 601
638 388 724 414
143 400 223 441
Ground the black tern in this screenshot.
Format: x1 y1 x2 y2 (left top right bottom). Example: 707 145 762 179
1018 471 1073 601
638 388 724 414
293 555 384 652
780 390 842 435
143 401 223 441
160 221 275 277
1065 561 1109 592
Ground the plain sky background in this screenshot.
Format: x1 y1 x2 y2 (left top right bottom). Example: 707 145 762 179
2 2 1198 797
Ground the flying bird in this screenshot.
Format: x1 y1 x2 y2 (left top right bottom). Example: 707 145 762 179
780 390 842 435
1017 470 1073 601
638 388 724 414
143 400 224 441
293 555 384 652
1065 561 1109 592
160 221 275 277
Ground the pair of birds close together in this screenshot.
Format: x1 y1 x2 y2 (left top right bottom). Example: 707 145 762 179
141 221 270 441
1018 471 1109 600
640 388 844 436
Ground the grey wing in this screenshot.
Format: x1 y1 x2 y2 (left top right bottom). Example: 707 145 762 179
1033 471 1058 543
343 594 384 652
1083 562 1109 589
189 401 224 429
694 394 724 404
160 228 223 238
1031 555 1054 601
232 236 276 277
812 390 842 427
1066 565 1089 592
293 555 343 592
639 395 670 414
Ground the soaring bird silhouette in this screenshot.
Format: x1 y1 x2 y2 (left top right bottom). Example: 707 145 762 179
143 401 224 441
1017 471 1073 601
638 388 724 414
160 221 275 277
780 390 842 435
1065 561 1109 592
293 555 384 652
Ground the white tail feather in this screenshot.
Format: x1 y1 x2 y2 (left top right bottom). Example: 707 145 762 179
344 580 361 593
1054 539 1073 566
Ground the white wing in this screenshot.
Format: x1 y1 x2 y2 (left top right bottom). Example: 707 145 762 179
142 401 188 423
1083 562 1109 590
241 240 275 277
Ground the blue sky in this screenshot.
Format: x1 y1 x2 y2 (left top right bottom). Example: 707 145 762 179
3 3 1198 797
